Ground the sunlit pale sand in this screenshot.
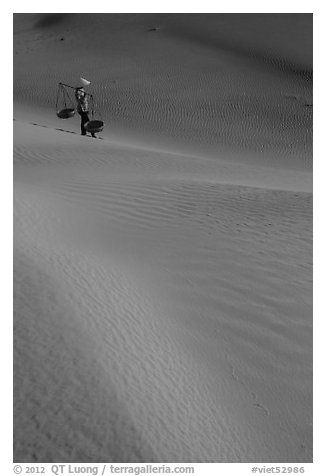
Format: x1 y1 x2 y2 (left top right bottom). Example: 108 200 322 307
13 13 312 463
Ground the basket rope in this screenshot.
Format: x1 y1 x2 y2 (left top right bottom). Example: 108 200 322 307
56 83 75 113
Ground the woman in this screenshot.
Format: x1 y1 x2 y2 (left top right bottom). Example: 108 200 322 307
75 87 96 138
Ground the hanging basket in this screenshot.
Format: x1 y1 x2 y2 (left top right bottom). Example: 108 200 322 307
57 108 76 119
85 120 104 133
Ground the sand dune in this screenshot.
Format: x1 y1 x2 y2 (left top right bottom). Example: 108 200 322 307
13 14 312 463
14 13 312 167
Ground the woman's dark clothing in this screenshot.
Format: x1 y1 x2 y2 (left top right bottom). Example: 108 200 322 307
75 88 96 137
78 110 95 136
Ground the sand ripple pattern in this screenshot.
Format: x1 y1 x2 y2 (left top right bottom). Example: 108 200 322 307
14 187 249 462
14 13 312 168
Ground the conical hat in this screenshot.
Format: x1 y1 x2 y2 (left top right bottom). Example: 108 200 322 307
80 77 91 87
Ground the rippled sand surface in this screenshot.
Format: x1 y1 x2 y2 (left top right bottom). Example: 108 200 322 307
14 14 312 463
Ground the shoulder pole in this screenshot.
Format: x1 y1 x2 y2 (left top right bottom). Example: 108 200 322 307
59 82 77 89
59 82 93 97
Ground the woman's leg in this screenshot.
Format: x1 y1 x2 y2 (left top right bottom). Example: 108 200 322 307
80 112 89 135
